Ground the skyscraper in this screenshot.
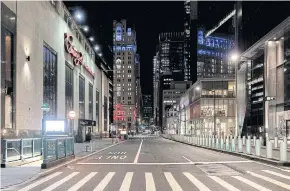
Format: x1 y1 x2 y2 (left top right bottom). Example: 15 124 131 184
143 95 153 128
113 19 137 132
184 0 198 82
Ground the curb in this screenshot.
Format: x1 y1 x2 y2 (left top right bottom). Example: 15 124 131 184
162 136 290 167
1 141 126 190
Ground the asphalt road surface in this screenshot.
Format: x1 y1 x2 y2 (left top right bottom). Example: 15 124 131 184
8 137 290 191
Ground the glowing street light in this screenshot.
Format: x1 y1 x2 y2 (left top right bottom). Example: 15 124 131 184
68 111 76 119
74 10 85 22
195 86 201 91
94 45 100 51
98 53 103 57
83 26 89 32
230 52 239 61
89 36 94 42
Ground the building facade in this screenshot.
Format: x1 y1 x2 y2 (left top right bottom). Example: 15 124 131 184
0 1 111 140
142 95 153 128
197 29 235 79
162 81 191 129
176 78 235 136
153 53 160 127
237 16 290 139
113 20 137 132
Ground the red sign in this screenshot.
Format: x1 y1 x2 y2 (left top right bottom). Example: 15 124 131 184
64 33 95 77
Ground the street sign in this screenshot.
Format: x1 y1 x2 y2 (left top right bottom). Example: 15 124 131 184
41 103 50 112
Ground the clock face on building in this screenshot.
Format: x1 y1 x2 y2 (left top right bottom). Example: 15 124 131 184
116 26 122 41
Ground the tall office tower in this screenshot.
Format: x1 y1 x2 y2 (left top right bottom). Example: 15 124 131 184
143 95 153 128
153 53 160 127
135 54 142 132
113 20 137 132
157 32 185 129
197 29 235 79
184 0 198 83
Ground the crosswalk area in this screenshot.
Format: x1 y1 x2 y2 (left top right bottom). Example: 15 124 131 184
15 169 290 191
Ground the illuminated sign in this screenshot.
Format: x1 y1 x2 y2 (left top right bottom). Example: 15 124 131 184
128 28 132 36
198 49 227 58
64 33 95 78
45 120 65 133
198 31 234 50
113 45 136 53
116 26 122 41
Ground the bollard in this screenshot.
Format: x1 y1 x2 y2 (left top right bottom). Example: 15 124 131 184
253 136 256 146
216 136 219 149
274 137 278 149
226 136 230 151
221 137 224 150
246 136 251 154
266 140 273 159
280 138 288 162
243 136 246 145
238 137 243 153
259 136 263 148
232 137 236 152
255 139 261 156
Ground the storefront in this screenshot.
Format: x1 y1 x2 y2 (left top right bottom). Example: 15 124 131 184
1 1 110 139
178 78 236 136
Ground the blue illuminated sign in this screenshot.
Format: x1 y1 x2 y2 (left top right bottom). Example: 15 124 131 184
197 30 234 50
198 49 227 58
116 26 122 41
113 45 137 53
128 28 132 36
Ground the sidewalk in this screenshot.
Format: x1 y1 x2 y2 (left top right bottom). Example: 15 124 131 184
0 138 117 189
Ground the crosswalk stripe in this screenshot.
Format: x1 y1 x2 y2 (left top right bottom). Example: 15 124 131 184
262 170 290 180
42 172 79 191
93 172 115 191
247 171 290 190
209 176 240 191
232 176 272 191
18 172 63 191
119 172 134 191
183 172 211 191
164 172 183 191
145 172 156 191
67 172 97 191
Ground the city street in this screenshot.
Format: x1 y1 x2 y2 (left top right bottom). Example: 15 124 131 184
7 137 290 191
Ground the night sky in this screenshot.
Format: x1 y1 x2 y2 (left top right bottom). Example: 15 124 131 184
64 1 290 95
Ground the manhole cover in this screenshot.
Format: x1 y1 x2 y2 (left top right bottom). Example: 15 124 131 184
196 164 240 176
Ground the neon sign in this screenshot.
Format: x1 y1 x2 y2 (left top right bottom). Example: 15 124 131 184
64 33 95 78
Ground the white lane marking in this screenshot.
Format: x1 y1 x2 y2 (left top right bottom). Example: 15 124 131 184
77 160 252 165
67 172 97 191
262 170 290 180
18 172 63 191
182 156 192 163
232 176 272 191
38 142 124 177
254 161 290 172
247 171 290 190
209 176 240 191
183 172 211 191
145 172 156 191
169 148 172 150
134 139 143 163
93 172 115 191
119 172 134 191
42 172 79 191
164 172 183 191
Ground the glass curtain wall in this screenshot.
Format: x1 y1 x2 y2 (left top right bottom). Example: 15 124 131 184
43 44 57 119
89 83 93 120
79 76 85 119
65 64 73 116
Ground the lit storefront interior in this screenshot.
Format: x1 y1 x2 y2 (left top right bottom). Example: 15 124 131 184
178 79 236 136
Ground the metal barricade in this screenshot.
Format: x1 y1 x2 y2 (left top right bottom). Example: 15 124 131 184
1 138 42 168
